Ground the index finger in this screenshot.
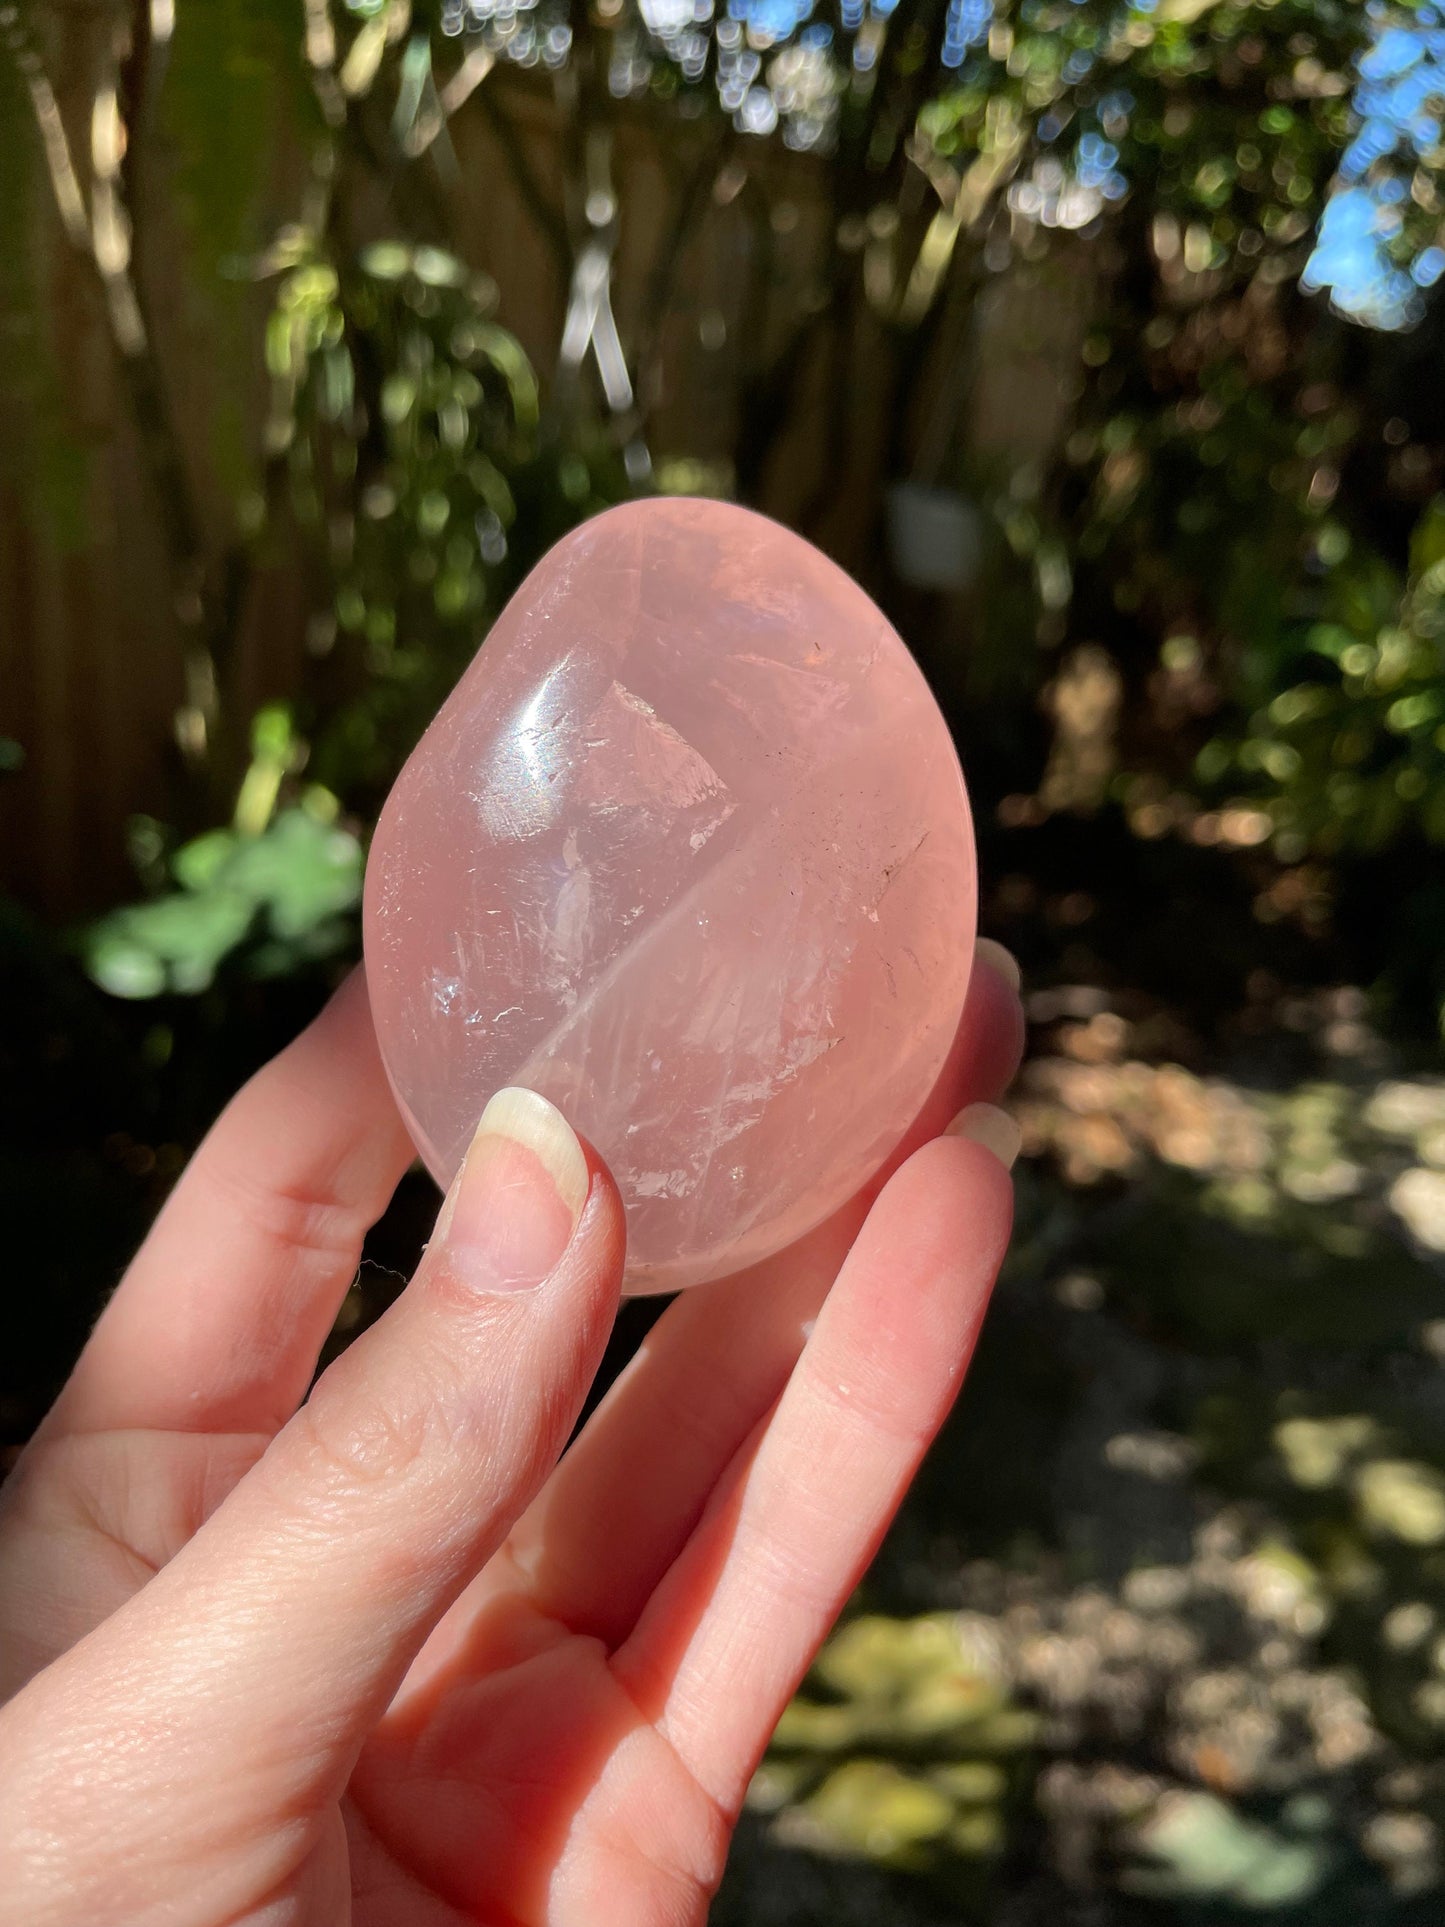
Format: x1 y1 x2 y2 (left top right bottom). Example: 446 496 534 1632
47 969 416 1442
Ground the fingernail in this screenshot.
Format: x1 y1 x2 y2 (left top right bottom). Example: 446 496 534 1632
945 1102 1022 1170
437 1088 589 1293
976 937 1022 994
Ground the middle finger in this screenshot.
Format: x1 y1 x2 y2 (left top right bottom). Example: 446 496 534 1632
408 947 1025 1677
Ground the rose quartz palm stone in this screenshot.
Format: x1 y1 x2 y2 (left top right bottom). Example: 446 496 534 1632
364 498 976 1292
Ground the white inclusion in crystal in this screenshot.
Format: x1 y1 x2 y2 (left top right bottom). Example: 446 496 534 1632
431 971 463 1015
540 862 592 1010
551 865 592 963
635 1169 691 1199
781 1029 839 1076
716 652 849 733
574 681 730 814
464 1002 522 1032
689 801 737 854
704 1033 842 1150
860 829 931 926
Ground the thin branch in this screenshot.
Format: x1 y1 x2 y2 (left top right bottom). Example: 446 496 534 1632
733 301 828 500
632 118 734 429
472 81 572 278
4 1 224 761
895 124 1024 326
301 0 344 126
439 40 495 120
122 0 175 183
1 4 89 246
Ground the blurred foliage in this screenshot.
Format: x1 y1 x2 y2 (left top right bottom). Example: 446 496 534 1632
265 237 542 797
84 804 364 997
5 0 1445 1921
1208 495 1445 855
2 0 1439 1005
83 707 363 995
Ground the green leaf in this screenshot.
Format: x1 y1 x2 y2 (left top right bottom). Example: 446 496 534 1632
83 811 363 999
84 889 257 998
1125 1791 1333 1906
223 810 364 940
172 829 238 893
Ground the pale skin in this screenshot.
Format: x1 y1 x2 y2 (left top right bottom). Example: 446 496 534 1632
0 946 1024 1927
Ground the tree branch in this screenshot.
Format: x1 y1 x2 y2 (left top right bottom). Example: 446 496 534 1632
5 1 224 764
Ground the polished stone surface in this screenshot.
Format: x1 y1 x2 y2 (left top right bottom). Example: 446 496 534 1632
364 498 976 1291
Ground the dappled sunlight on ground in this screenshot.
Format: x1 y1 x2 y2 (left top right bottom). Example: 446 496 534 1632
717 990 1445 1925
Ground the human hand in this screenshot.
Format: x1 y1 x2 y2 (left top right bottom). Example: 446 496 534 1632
0 945 1023 1926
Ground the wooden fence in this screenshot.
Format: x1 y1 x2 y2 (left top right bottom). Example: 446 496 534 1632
0 12 1092 918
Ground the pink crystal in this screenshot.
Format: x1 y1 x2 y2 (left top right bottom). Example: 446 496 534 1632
363 498 976 1292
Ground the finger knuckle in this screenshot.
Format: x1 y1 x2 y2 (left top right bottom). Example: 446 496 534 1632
289 1370 454 1496
195 1136 362 1275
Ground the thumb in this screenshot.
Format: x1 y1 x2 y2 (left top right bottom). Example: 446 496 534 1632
0 1089 624 1914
